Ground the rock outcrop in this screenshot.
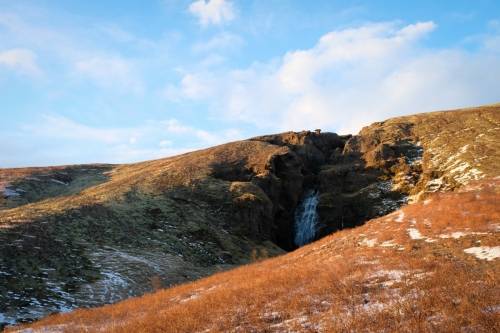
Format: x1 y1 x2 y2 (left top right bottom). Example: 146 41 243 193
316 104 499 236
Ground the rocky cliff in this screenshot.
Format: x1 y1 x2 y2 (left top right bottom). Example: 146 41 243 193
0 103 499 326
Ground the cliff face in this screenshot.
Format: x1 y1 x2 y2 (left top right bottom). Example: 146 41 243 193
0 104 499 326
317 104 499 236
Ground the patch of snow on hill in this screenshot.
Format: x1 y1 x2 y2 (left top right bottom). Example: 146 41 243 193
439 232 488 239
394 211 405 223
407 228 424 240
50 179 68 186
1 186 24 198
368 269 406 284
464 246 500 261
358 238 377 247
380 240 398 248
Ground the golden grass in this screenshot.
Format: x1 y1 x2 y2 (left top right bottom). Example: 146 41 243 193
8 179 499 333
0 140 287 226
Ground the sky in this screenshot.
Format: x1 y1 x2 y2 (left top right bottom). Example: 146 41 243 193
0 0 499 167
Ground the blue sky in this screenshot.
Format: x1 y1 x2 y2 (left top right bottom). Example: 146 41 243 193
1 0 499 167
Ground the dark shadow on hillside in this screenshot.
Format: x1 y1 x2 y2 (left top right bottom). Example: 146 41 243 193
209 159 254 182
0 183 279 328
0 165 114 210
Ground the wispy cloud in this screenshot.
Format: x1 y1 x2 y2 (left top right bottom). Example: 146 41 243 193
23 115 137 144
0 48 42 76
163 72 214 100
0 11 148 94
9 115 243 166
164 118 242 145
189 0 236 26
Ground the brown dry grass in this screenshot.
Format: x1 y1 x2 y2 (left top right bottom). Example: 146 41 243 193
7 179 499 333
0 140 286 226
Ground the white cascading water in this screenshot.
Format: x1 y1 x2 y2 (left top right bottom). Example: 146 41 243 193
294 190 320 246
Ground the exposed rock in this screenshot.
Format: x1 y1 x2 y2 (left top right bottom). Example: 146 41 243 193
230 181 273 239
315 104 499 236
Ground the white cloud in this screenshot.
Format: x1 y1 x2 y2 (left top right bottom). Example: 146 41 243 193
163 73 214 100
0 12 150 96
25 115 241 148
165 118 192 133
24 115 135 144
277 21 436 93
164 118 242 145
170 21 500 134
0 48 41 76
11 114 244 166
189 0 235 26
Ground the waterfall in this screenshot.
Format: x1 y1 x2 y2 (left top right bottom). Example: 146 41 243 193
294 190 320 247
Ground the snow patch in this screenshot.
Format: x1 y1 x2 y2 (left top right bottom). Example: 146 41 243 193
356 258 380 265
449 161 470 174
426 178 444 192
394 211 405 223
50 179 68 186
269 314 318 331
0 312 17 326
464 246 500 261
439 232 488 239
358 238 377 247
458 144 470 154
2 187 22 198
453 167 484 184
361 300 388 312
407 227 435 242
380 240 398 248
368 269 406 281
367 269 414 287
101 271 129 289
179 293 200 303
491 224 500 232
407 228 425 240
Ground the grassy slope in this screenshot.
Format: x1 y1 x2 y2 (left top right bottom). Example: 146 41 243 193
0 141 289 324
9 178 499 333
0 165 114 210
0 140 286 223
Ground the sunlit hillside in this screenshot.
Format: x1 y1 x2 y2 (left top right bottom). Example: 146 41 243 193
9 178 499 332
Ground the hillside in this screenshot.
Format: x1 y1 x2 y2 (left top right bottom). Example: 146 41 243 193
8 179 499 332
1 103 499 328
